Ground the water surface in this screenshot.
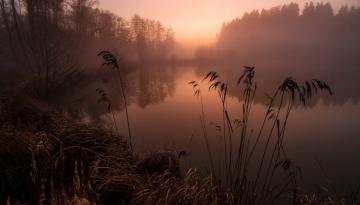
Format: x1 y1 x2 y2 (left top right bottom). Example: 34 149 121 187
78 64 360 192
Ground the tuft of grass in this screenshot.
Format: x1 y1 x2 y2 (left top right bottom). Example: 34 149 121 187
188 80 216 180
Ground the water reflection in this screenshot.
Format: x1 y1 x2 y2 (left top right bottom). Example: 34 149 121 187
133 66 176 108
72 60 360 120
194 62 360 107
61 65 178 121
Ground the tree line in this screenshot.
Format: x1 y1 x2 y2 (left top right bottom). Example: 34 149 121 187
0 0 175 99
197 2 360 67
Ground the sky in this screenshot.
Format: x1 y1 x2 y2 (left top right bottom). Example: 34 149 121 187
99 0 360 46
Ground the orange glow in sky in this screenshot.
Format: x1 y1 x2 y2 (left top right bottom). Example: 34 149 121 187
99 0 360 46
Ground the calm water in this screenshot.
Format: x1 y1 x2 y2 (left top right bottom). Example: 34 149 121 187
78 64 360 192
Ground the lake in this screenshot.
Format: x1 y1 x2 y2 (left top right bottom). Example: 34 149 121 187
77 63 360 193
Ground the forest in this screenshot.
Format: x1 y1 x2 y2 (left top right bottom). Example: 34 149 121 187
197 2 360 65
0 0 175 100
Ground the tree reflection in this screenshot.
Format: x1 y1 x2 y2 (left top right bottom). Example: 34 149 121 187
65 65 177 121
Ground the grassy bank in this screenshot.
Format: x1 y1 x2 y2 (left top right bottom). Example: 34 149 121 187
0 96 233 205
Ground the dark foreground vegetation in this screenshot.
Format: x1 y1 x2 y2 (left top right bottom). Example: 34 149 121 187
0 96 234 205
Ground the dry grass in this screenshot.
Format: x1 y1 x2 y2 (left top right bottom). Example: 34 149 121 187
131 169 233 205
0 96 232 205
297 194 351 205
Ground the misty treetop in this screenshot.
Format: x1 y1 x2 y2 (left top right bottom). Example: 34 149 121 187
197 2 360 65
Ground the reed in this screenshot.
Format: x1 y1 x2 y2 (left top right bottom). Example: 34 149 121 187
98 51 134 152
190 67 332 204
188 81 216 180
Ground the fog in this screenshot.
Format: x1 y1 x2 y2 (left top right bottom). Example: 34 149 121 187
195 2 360 106
1 1 359 116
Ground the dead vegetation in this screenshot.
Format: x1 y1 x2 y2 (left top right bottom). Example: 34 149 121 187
0 96 232 205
